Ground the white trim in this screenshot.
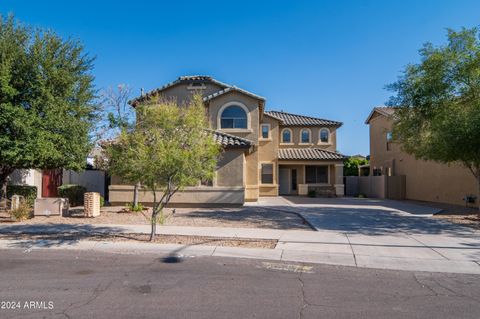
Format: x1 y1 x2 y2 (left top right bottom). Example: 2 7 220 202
318 128 331 144
299 128 312 144
187 83 207 90
281 128 293 143
259 123 271 141
217 101 251 130
259 161 276 186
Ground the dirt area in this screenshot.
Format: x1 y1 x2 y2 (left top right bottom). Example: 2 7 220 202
408 200 480 230
0 206 311 230
0 233 277 249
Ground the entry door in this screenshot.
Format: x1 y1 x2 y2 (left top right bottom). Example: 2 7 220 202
279 169 290 195
42 169 62 197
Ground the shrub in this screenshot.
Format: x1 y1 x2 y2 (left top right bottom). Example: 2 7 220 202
100 196 105 207
307 189 316 198
58 184 87 206
9 202 32 221
6 185 37 206
126 202 144 213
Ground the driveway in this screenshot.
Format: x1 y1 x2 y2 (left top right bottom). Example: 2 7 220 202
252 196 480 272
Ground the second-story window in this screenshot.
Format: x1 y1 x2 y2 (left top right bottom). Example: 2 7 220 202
261 124 270 139
319 128 330 143
282 129 292 143
301 129 311 143
220 105 247 129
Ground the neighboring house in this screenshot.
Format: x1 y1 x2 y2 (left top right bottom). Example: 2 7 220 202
109 75 345 206
365 106 477 206
8 147 106 199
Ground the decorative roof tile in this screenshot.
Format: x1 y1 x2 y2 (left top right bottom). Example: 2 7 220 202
210 130 252 148
265 111 342 127
203 86 265 102
278 148 345 161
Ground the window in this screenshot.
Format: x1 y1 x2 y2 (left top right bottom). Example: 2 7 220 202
305 165 328 184
301 129 311 143
282 129 292 143
319 128 329 143
261 124 270 139
220 105 247 129
261 163 274 184
386 131 393 142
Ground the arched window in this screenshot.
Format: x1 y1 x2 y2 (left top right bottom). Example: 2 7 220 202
220 105 247 129
301 129 311 143
282 129 292 143
319 128 330 143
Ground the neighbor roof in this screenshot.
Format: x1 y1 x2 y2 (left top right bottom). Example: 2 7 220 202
278 148 345 161
129 75 264 106
365 106 397 124
265 111 342 127
210 130 252 148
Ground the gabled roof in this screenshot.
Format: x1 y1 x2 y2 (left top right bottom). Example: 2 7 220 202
203 86 265 102
129 75 264 106
365 106 397 124
210 130 252 149
265 111 342 127
278 148 345 161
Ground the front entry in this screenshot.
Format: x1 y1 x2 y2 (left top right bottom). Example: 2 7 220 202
279 168 289 195
42 169 63 197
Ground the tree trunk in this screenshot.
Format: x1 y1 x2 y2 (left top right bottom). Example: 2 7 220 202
150 212 157 241
133 182 140 207
0 166 14 208
476 172 480 213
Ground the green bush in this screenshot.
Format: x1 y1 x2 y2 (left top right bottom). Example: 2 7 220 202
100 196 105 207
58 184 87 206
6 185 37 206
9 202 33 221
126 202 144 213
307 189 316 198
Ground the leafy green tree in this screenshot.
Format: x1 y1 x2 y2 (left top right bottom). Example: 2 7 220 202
0 15 97 199
387 27 480 208
105 95 220 240
344 156 369 176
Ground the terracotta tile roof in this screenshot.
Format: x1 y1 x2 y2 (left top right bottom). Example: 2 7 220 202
210 130 252 148
203 86 265 102
265 111 342 127
365 106 398 124
278 148 345 161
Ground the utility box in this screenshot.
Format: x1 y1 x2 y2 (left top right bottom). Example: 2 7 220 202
84 192 101 217
34 198 69 216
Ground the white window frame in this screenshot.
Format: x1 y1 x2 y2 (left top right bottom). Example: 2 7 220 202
260 123 271 141
280 128 293 145
318 128 331 144
299 128 312 145
217 101 251 132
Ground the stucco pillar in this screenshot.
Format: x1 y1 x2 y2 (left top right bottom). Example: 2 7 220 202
334 164 344 196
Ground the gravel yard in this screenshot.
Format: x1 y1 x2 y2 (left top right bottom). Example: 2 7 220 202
0 205 311 230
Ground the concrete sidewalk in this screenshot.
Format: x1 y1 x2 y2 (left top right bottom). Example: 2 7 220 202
1 223 479 274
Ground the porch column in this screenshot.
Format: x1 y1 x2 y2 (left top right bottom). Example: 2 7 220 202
334 164 344 196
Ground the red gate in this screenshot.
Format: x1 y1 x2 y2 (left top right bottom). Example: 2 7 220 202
42 169 63 197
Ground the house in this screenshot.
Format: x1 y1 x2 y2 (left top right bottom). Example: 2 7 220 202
108 76 345 206
365 106 477 206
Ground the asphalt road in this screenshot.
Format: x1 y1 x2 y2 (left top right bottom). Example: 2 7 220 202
0 249 479 319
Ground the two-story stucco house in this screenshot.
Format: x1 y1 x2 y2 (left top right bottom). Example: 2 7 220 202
109 76 345 206
366 106 477 206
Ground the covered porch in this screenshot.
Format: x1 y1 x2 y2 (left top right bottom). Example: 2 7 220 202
277 148 345 197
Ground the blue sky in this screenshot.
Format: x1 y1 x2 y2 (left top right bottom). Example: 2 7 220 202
2 0 480 155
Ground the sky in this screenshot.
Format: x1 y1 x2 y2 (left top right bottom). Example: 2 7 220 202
2 0 480 155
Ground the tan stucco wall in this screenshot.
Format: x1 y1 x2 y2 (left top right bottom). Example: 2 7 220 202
216 149 245 187
257 115 280 196
369 113 476 206
155 82 224 106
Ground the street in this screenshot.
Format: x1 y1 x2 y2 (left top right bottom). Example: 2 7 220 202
1 249 479 319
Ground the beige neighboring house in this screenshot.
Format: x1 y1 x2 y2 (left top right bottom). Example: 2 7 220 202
108 75 345 206
366 106 477 206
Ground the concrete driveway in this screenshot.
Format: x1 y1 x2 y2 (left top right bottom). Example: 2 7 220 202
252 196 480 273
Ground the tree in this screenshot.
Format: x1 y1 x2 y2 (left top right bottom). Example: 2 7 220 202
105 95 220 240
0 15 97 200
344 156 369 176
98 84 141 206
387 27 480 209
